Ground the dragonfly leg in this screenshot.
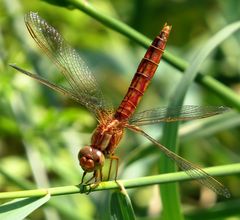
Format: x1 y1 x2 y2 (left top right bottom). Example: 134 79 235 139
86 170 103 194
80 170 98 185
85 169 101 184
80 171 88 185
85 175 95 184
107 155 119 181
107 159 113 180
79 170 101 194
99 168 103 182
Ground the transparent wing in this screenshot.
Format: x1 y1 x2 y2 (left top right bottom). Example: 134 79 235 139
10 64 93 105
129 105 229 126
24 12 112 118
127 125 231 198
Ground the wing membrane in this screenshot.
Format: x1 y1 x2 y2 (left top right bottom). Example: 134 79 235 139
130 105 229 126
24 12 112 118
127 125 230 198
10 64 94 105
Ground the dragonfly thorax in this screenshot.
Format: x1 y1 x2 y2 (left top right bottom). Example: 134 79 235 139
78 119 124 173
91 119 124 152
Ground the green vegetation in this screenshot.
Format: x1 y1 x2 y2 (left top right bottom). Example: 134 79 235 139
0 0 240 219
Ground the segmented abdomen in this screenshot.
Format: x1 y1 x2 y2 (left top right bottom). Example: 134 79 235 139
114 24 171 121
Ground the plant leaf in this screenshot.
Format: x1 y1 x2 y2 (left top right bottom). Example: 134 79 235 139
110 182 135 220
0 194 50 220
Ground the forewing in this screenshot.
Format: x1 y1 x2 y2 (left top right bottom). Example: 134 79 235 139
24 12 112 118
129 105 229 126
10 64 93 105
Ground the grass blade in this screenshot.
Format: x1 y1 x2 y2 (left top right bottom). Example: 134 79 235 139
110 182 135 220
0 194 50 220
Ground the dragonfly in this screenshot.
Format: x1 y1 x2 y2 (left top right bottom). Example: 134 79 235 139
10 12 230 198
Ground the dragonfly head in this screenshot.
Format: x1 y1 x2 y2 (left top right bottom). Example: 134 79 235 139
78 146 105 172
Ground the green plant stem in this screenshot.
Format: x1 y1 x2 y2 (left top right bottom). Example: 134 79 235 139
196 74 240 108
161 121 183 220
1 163 239 199
66 0 240 109
68 0 151 47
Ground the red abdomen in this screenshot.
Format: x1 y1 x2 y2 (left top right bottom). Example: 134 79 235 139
114 24 171 121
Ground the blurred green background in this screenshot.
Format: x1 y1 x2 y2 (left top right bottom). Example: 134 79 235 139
0 0 240 219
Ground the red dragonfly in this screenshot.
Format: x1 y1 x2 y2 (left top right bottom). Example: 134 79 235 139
11 12 230 197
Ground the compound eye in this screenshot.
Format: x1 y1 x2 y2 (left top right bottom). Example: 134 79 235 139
78 146 105 172
79 156 95 172
94 150 105 167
